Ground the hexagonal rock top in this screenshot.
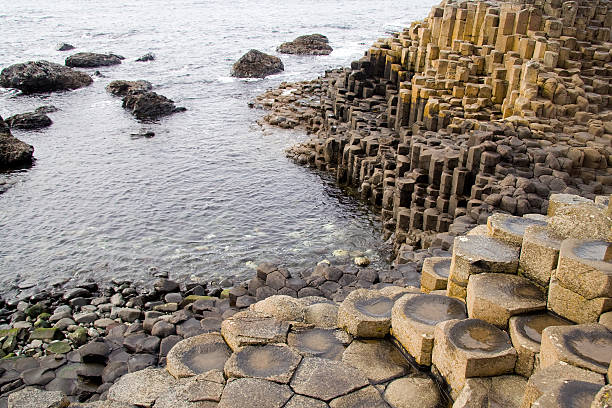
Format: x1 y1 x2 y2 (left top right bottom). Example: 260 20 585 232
509 312 572 377
107 368 177 407
220 310 289 351
250 295 306 322
166 332 231 378
289 357 369 401
547 194 594 217
154 369 225 407
217 378 292 408
519 225 563 288
487 213 546 246
432 318 517 392
447 235 519 299
466 273 547 328
341 339 410 383
540 323 612 374
391 293 466 366
7 387 70 408
556 239 612 300
531 380 602 408
337 289 396 337
224 344 302 383
287 327 350 360
329 386 388 408
420 257 451 292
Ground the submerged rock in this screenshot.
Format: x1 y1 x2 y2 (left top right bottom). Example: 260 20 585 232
136 53 155 62
121 90 186 120
0 60 93 93
56 43 75 52
277 34 333 55
5 112 52 130
106 80 153 97
0 115 34 170
231 49 284 78
65 52 122 68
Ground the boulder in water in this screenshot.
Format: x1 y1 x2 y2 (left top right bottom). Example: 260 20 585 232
5 112 52 130
0 116 34 170
122 90 186 120
136 53 155 62
0 60 93 94
106 80 153 97
231 49 284 78
65 52 122 68
57 43 75 51
277 34 333 55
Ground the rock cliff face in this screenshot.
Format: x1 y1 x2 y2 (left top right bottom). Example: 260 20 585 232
257 0 612 256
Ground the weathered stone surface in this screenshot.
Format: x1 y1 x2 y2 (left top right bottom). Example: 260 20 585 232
432 318 517 392
521 362 605 408
106 80 153 97
384 377 440 408
531 380 601 408
0 119 34 170
420 257 451 292
519 225 563 288
230 50 284 78
217 378 292 408
487 213 546 246
0 60 92 93
467 273 546 328
278 34 333 55
391 293 466 365
284 394 328 408
540 323 612 375
290 357 369 401
548 278 612 323
166 332 231 378
453 375 526 408
122 91 185 120
591 384 612 408
221 310 289 351
65 52 122 67
548 203 612 241
107 368 177 407
556 240 612 300
304 302 338 328
224 344 301 384
342 339 409 383
447 236 519 299
250 295 305 322
153 370 224 407
548 194 594 217
287 327 349 360
329 386 387 408
337 289 395 337
509 312 572 377
7 386 69 408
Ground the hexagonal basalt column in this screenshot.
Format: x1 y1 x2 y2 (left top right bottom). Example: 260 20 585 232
556 240 612 300
547 194 593 217
466 273 546 328
337 289 396 337
519 225 562 288
548 278 612 324
431 318 517 392
287 327 350 360
224 344 302 384
486 213 547 246
447 236 520 300
391 293 466 365
166 333 232 378
420 257 451 292
540 324 612 375
509 312 572 377
221 310 289 351
531 380 602 408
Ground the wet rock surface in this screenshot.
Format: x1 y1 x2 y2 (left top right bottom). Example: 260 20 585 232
5 111 53 130
65 52 122 68
277 34 333 55
0 116 34 170
0 60 93 93
105 80 153 97
231 49 284 78
121 90 186 120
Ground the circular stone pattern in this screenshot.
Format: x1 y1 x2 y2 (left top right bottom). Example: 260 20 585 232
449 319 513 354
166 333 231 378
287 328 348 360
402 294 466 326
224 344 301 383
338 289 396 337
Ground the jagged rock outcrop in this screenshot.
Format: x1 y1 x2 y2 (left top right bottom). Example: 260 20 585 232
0 61 92 94
278 34 333 55
231 49 284 78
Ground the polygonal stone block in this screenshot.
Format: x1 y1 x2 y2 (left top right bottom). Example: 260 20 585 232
453 375 527 408
547 278 612 324
556 240 612 300
391 293 466 365
447 236 520 300
531 380 601 408
420 257 451 292
509 312 572 377
220 310 289 351
341 339 409 384
431 318 517 392
486 213 546 246
166 333 231 379
337 289 396 337
547 193 593 217
519 225 562 288
224 344 301 384
548 203 612 241
466 273 546 328
540 323 612 375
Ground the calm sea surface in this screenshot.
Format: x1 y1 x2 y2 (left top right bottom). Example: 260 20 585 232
0 0 436 294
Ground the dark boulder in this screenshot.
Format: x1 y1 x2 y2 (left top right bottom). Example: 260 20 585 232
278 34 333 55
122 91 186 120
0 60 93 94
0 116 34 170
105 80 153 97
231 49 284 78
57 43 75 52
136 53 155 62
35 105 59 114
65 52 122 68
5 112 52 130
